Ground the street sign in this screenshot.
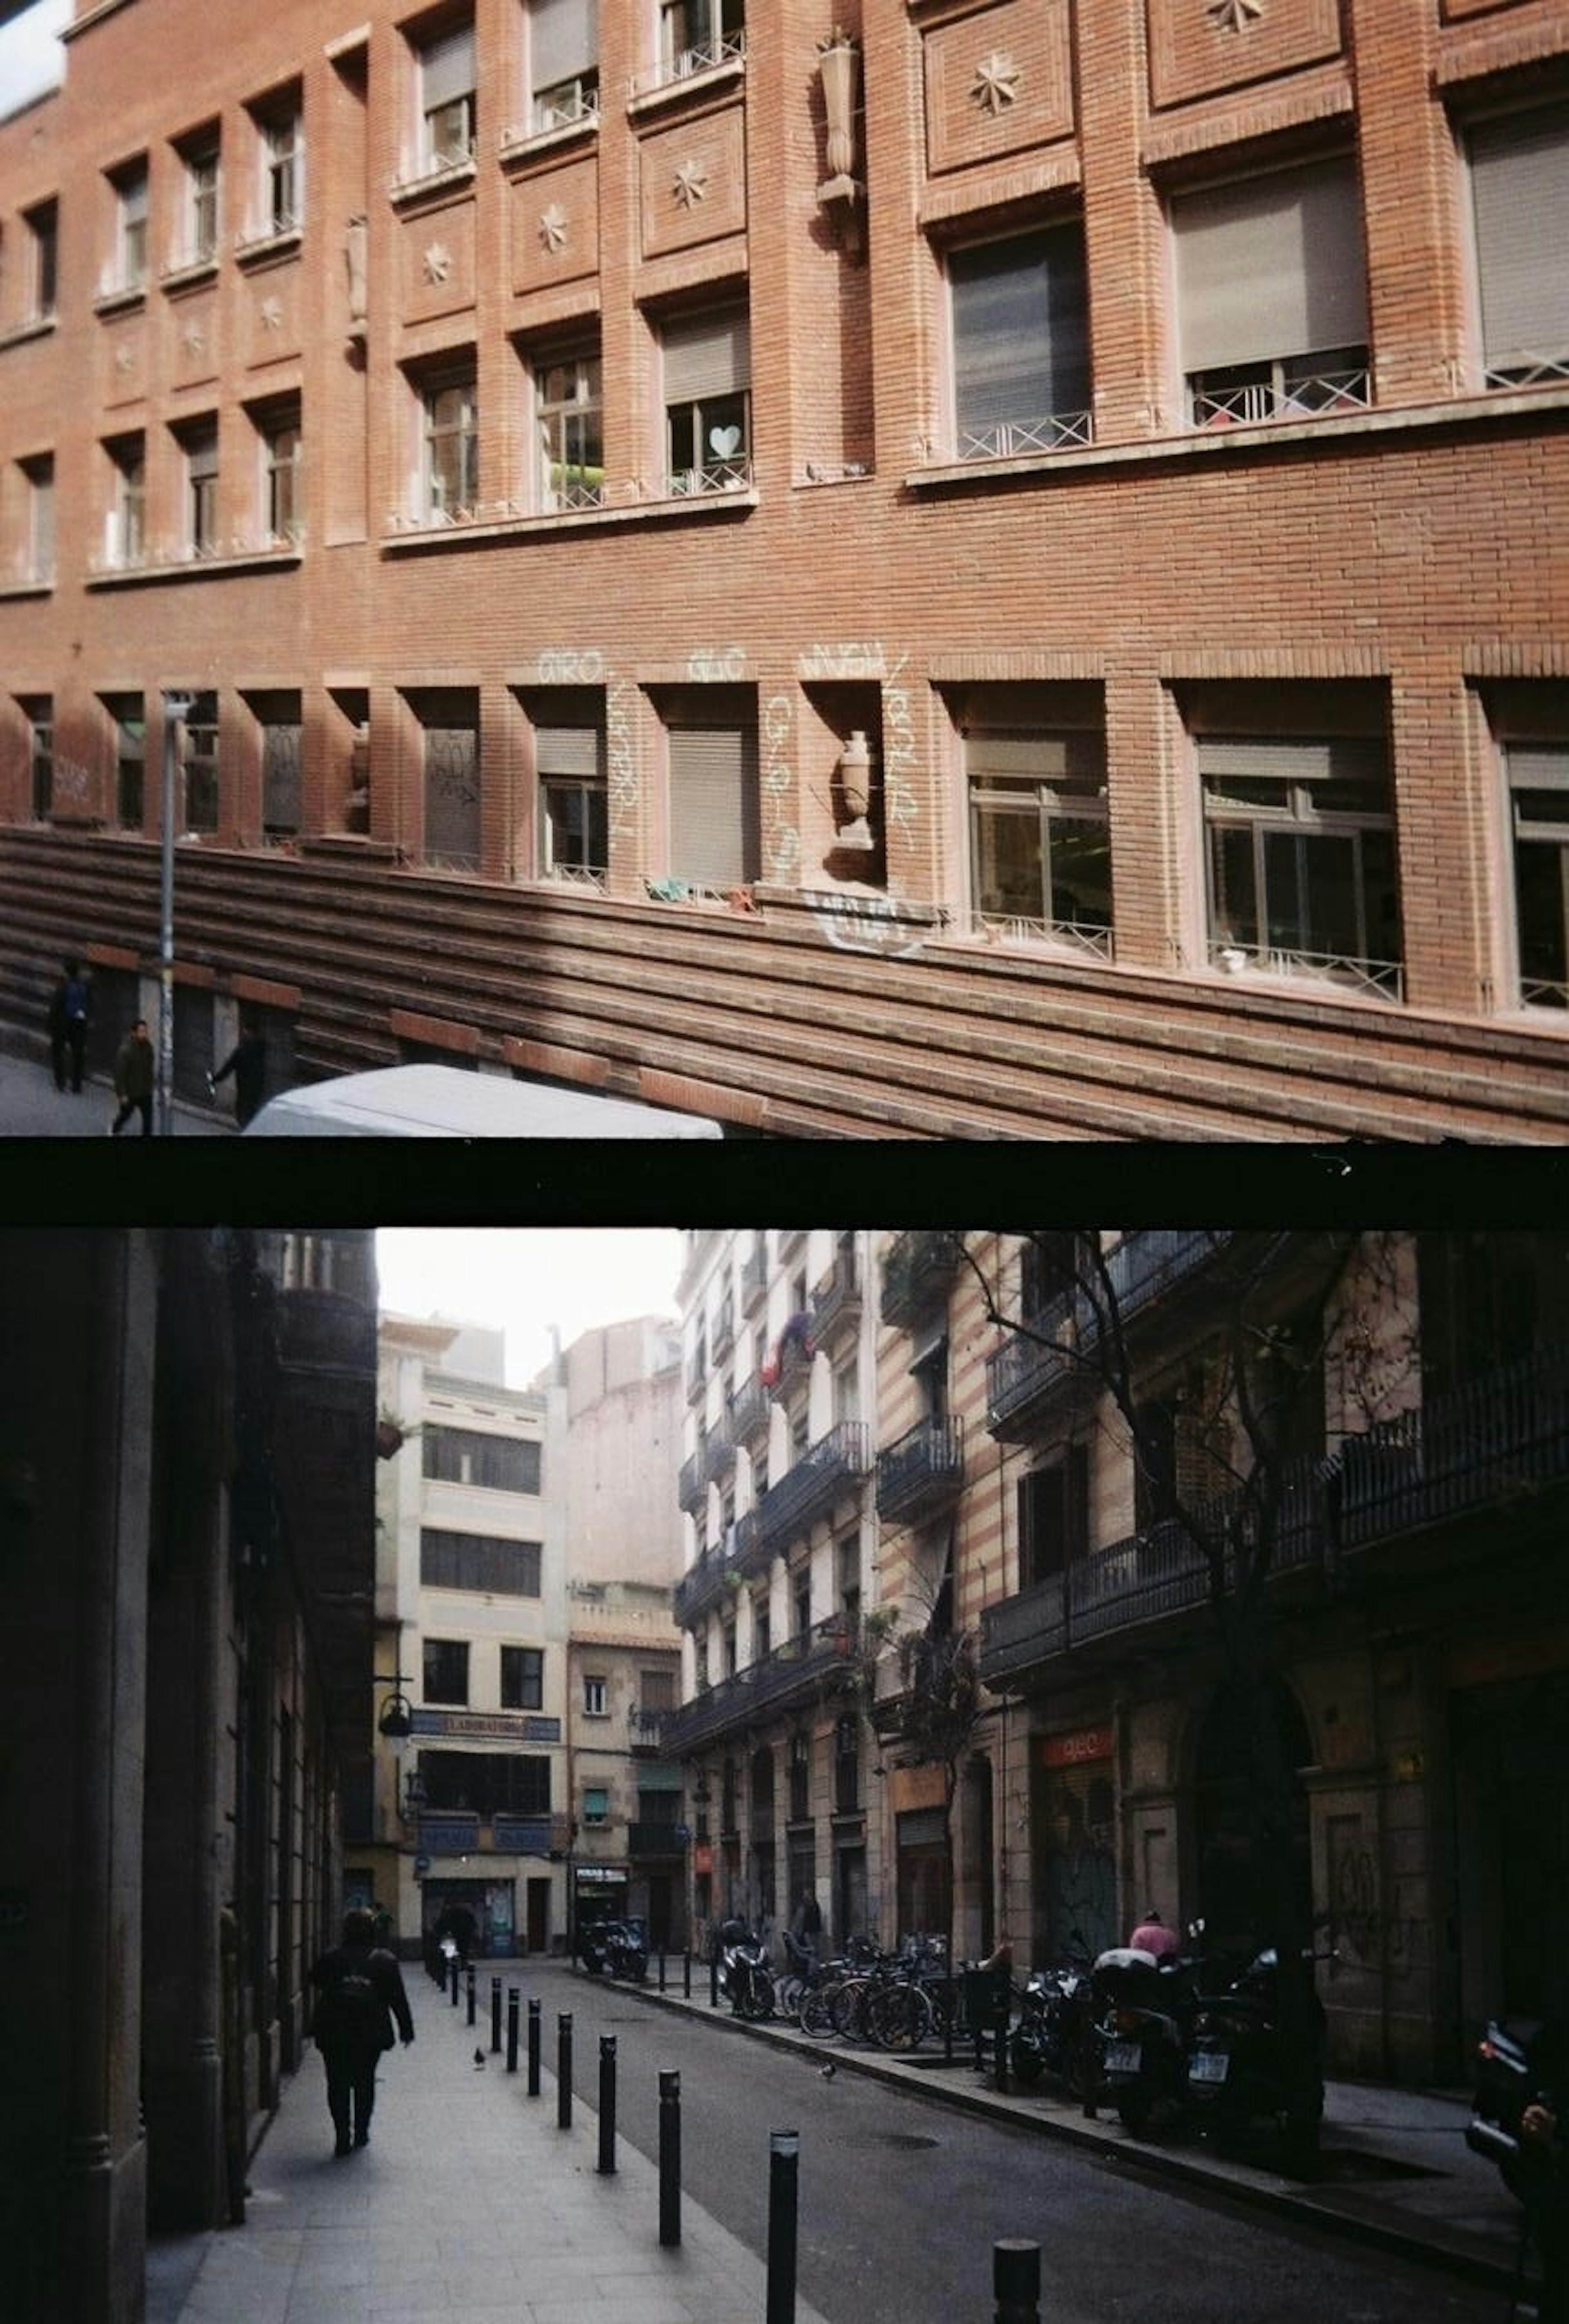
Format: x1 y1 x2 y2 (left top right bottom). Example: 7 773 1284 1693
414 1853 431 1875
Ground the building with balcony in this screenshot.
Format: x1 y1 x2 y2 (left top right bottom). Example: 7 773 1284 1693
3 2 1569 1139
667 1230 885 1947
2 1227 378 2324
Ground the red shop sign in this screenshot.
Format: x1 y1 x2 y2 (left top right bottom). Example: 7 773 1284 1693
692 1842 714 1875
1041 1724 1113 1768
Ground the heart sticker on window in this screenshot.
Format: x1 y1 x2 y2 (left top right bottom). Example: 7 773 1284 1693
708 424 742 458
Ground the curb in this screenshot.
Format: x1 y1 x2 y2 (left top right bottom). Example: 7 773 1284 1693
590 1967 1525 2297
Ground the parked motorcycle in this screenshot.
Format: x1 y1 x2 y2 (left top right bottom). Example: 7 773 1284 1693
717 1917 775 2020
1185 1942 1328 2154
1010 1931 1094 2095
578 1918 626 1976
1092 1940 1204 2136
605 1918 650 1983
1466 2015 1558 2202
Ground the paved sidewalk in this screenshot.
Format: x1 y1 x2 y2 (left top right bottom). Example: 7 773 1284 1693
614 1961 1536 2297
0 1044 232 1135
148 1961 831 2324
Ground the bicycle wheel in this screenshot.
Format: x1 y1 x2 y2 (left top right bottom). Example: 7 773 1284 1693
832 1975 874 2042
799 1980 841 2038
868 1982 932 2053
776 1974 805 2019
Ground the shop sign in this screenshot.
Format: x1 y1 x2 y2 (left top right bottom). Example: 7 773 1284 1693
692 1842 713 1875
575 1866 624 1884
412 1709 562 1743
1040 1724 1113 1768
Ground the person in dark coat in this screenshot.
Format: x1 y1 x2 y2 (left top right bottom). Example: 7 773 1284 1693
48 958 90 1093
209 1020 266 1125
110 1019 155 1137
308 1905 415 2156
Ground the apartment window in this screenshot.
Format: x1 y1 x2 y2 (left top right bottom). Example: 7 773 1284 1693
178 421 219 557
413 687 481 871
834 1714 860 1815
536 721 607 882
422 1750 549 1816
531 0 599 129
1133 1400 1179 1533
753 1592 771 1661
582 1785 610 1826
1199 733 1401 998
421 369 478 519
1173 156 1370 426
21 696 52 819
837 1533 860 1633
21 455 54 584
501 1645 544 1710
664 694 760 891
788 1732 810 1822
662 308 751 494
965 697 1111 953
112 161 148 292
181 691 219 831
418 19 477 171
255 402 302 542
107 434 145 568
423 1424 542 1492
640 1668 677 1712
1467 107 1569 391
1505 741 1569 1010
248 690 302 841
102 694 145 829
1018 1448 1089 1589
661 0 744 78
583 1673 608 1717
536 348 603 509
178 132 221 266
420 1528 543 1594
260 99 304 234
949 223 1091 459
26 200 57 320
424 1638 470 1705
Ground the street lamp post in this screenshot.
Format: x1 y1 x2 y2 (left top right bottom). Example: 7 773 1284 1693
158 693 193 1136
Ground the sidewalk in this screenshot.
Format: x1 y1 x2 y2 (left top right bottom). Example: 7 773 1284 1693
147 1962 832 2324
0 1044 232 1135
617 1961 1535 2298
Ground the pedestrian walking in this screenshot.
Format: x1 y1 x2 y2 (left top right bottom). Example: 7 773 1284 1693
110 1019 155 1137
307 1905 415 2157
208 1019 266 1126
47 958 91 1093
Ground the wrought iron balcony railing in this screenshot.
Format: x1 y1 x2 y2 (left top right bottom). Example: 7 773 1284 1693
811 1250 863 1342
742 1244 768 1310
876 1416 966 1525
727 1372 770 1444
880 1231 961 1329
673 1533 740 1627
678 1446 706 1511
754 1422 872 1550
659 1614 858 1757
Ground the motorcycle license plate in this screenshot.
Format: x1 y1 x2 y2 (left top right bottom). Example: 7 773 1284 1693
1189 2051 1230 2085
1104 2041 1142 2075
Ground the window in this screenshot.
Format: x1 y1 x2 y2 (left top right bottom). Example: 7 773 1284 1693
1133 1399 1179 1533
753 1592 771 1660
259 99 304 235
1504 741 1569 1010
424 1637 470 1705
423 1425 543 1492
1467 107 1569 391
834 1714 860 1815
788 1732 810 1822
501 1645 544 1710
178 421 219 557
536 721 607 882
664 696 760 890
535 348 603 509
1019 1233 1080 1317
530 0 599 130
112 161 148 292
418 20 476 171
181 692 219 831
837 1534 860 1633
21 455 54 584
411 688 481 871
420 368 478 519
1173 157 1369 426
582 1785 610 1826
247 690 302 841
660 0 744 78
662 308 751 494
966 700 1111 952
178 132 221 266
420 1529 543 1594
949 224 1091 459
793 1565 811 1638
102 694 145 829
25 200 57 320
640 1668 677 1712
21 696 52 819
106 434 146 568
583 1673 608 1716
1018 1449 1088 1589
422 1750 550 1816
256 402 302 542
1198 733 1401 998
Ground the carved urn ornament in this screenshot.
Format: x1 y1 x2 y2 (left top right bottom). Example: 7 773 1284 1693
836 729 875 851
817 29 864 254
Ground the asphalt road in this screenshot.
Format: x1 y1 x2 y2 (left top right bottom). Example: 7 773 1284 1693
498 1963 1502 2324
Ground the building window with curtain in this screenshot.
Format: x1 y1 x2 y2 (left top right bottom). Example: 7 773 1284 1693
110 160 148 294
530 0 599 131
535 347 603 509
417 20 476 172
27 199 57 321
424 1638 470 1706
103 693 145 830
260 97 303 234
418 366 478 521
662 307 751 495
1173 155 1370 427
582 1785 610 1826
501 1645 544 1710
1466 107 1569 391
536 720 607 883
179 420 219 557
107 433 145 569
256 401 302 543
179 132 221 267
662 690 760 893
963 689 1111 953
948 223 1091 459
1502 739 1569 1010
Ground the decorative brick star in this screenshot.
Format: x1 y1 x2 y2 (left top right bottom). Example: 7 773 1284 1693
182 324 204 356
971 51 1021 115
259 296 283 332
673 158 709 210
422 241 452 284
1208 0 1264 28
539 202 568 253
114 345 134 374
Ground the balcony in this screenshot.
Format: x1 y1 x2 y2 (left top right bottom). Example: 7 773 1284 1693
742 1245 767 1311
727 1371 770 1445
985 1230 1234 1439
678 1444 706 1512
673 1534 741 1627
704 1416 737 1483
880 1231 961 1329
811 1249 863 1344
876 1416 966 1527
754 1422 872 1549
660 1614 859 1756
628 1707 668 1753
979 1339 1569 1688
629 1821 688 1858
712 1300 735 1363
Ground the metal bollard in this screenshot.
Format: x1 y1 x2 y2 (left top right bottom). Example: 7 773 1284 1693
466 1962 477 2026
709 1954 719 2009
659 1949 667 1993
683 1949 692 1999
993 2240 1041 2324
658 2070 682 2248
598 2035 617 2175
491 1975 502 2055
557 2012 573 2130
449 1956 460 2006
527 1996 541 2094
766 2129 800 2324
506 1986 519 2073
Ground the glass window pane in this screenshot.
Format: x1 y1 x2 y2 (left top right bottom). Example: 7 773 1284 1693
1209 824 1258 949
1515 839 1569 1000
1049 819 1112 929
972 798 1043 918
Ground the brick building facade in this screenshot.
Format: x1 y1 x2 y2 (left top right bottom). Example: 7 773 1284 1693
1 0 1567 1134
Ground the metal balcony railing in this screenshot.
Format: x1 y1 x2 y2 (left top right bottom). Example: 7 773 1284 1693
727 1372 770 1444
980 1340 1569 1686
704 1418 737 1482
673 1533 740 1627
880 1231 961 1328
986 1231 1234 1434
678 1447 706 1511
876 1416 966 1525
628 1707 668 1751
811 1250 863 1342
660 1614 858 1756
754 1422 872 1549
712 1300 735 1362
742 1245 768 1310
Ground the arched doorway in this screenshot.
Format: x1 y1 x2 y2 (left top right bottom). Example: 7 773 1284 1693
1194 1672 1314 1958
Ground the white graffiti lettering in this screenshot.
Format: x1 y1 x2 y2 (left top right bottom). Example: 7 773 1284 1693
761 689 801 884
606 676 637 844
805 889 925 959
686 644 747 685
535 647 605 686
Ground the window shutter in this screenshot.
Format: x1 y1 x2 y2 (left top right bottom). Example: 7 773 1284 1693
951 227 1088 431
532 0 598 88
1173 158 1366 370
1195 737 1383 786
964 729 1102 785
663 309 750 402
422 22 475 107
1469 109 1569 372
1506 745 1569 793
668 723 758 887
535 723 602 779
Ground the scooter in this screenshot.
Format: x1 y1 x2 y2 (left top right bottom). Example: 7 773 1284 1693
717 1919 775 2020
606 1919 650 1983
1185 1943 1328 2155
1092 1940 1203 2136
1466 2016 1554 2202
578 1919 623 1976
1010 1931 1094 2095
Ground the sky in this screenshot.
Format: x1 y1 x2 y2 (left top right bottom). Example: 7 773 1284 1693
375 1227 686 1386
0 0 68 115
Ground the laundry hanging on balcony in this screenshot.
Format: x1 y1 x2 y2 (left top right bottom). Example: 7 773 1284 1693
760 1310 814 1387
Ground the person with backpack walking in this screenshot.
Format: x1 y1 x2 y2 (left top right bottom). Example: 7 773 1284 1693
308 1905 415 2157
48 958 91 1093
110 1019 155 1137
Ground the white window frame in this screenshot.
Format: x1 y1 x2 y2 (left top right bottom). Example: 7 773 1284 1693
1502 739 1569 1011
530 0 600 132
114 163 148 293
264 106 303 235
182 138 221 267
420 370 479 521
535 346 604 509
966 725 1112 955
418 21 477 174
659 0 744 83
182 422 219 557
258 406 302 543
108 435 146 569
22 455 54 584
